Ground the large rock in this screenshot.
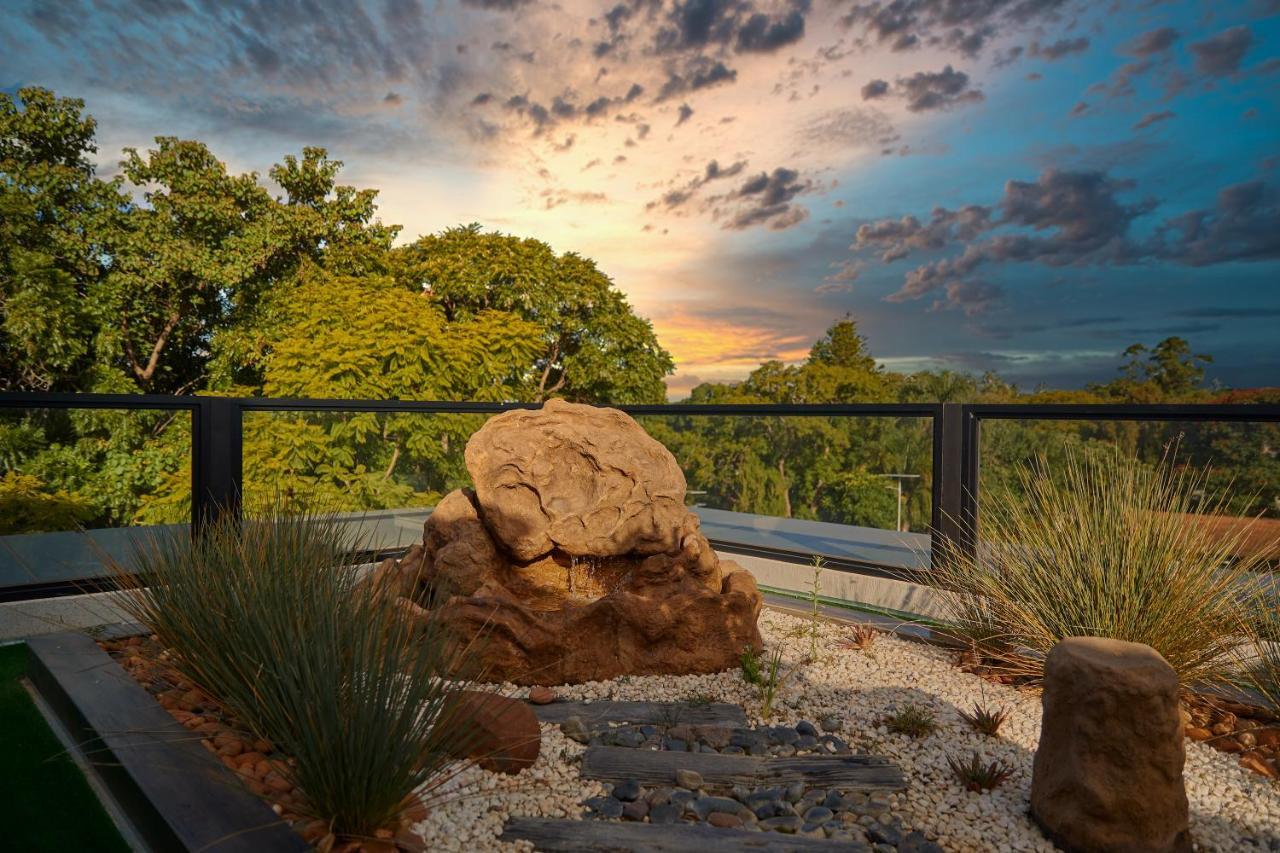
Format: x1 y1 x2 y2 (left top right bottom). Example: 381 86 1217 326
446 690 540 774
464 398 688 561
409 399 763 684
1031 637 1191 853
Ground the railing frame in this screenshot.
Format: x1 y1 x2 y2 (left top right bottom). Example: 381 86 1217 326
2 393 1277 596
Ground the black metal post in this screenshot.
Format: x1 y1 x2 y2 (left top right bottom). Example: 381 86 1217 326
193 397 243 534
931 402 967 571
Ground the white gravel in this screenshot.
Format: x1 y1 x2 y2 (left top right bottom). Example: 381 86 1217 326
413 609 1280 852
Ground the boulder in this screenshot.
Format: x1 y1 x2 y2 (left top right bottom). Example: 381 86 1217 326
1031 637 1191 853
409 399 763 684
464 399 688 561
447 690 540 774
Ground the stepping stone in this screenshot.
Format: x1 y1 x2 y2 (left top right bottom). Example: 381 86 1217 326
580 746 906 791
502 817 858 851
531 700 747 727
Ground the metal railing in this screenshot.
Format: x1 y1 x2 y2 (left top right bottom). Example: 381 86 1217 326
1 392 1277 601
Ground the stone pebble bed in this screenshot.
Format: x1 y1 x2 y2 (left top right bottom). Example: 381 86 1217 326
413 609 1280 852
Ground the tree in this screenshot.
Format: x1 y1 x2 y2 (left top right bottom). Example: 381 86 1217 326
392 225 673 404
0 87 124 391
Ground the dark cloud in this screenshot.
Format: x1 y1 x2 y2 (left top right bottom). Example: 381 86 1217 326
460 0 533 10
1155 179 1280 266
896 65 984 112
383 91 403 105
1189 26 1254 77
540 188 609 209
860 78 889 99
646 158 748 211
933 280 1003 315
717 167 813 230
1124 26 1179 56
656 56 739 100
857 170 1280 311
840 0 1070 58
654 0 810 56
1171 306 1280 319
676 102 694 125
1029 36 1089 61
1132 110 1174 130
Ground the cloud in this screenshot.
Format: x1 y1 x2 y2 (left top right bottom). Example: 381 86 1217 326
715 167 813 230
1124 26 1179 56
840 0 1071 58
656 56 739 101
1189 26 1254 77
801 108 897 149
1029 36 1089 60
1154 179 1280 266
860 78 889 99
676 102 694 125
645 158 748 211
1132 110 1174 130
461 0 533 9
653 0 810 55
896 66 984 112
932 280 1003 315
854 169 1280 311
736 7 807 53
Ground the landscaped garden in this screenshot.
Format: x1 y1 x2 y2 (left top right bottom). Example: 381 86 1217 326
11 397 1270 853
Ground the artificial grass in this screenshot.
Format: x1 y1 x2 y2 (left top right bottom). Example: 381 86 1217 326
0 642 130 852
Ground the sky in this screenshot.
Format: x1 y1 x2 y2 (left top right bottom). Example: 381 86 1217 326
3 0 1278 398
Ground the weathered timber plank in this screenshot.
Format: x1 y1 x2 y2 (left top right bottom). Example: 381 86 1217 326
501 817 848 851
579 746 906 790
532 700 747 727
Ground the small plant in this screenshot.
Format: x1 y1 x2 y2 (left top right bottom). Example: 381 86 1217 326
883 703 937 737
740 645 763 685
806 554 824 661
839 624 878 652
959 702 1010 737
757 647 787 720
948 751 1014 792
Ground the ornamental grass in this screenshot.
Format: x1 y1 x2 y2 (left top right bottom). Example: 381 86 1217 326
934 444 1266 687
104 505 483 841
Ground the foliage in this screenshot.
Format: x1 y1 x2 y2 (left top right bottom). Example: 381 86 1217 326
755 647 788 720
934 444 1267 685
807 555 824 662
838 624 878 652
883 703 938 737
740 645 763 686
958 703 1010 737
103 506 484 839
947 751 1014 792
0 472 94 535
392 224 673 404
1242 590 1280 715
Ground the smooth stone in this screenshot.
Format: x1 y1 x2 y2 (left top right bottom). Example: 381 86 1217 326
612 779 642 802
638 725 658 738
761 816 803 834
774 744 797 757
868 822 902 846
722 745 746 755
708 813 743 829
615 730 645 748
820 715 842 732
669 789 696 806
796 720 819 736
560 717 590 744
621 799 649 821
646 786 673 807
674 768 703 790
785 781 805 803
900 830 946 853
731 784 752 802
663 737 688 752
649 804 681 825
803 806 835 824
692 797 747 820
586 796 624 819
747 742 771 756
768 726 800 745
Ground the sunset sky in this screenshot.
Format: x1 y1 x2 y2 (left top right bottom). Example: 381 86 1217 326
3 0 1278 397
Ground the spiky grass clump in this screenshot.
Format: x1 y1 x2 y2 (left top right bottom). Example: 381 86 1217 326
958 703 1010 737
1242 592 1280 715
105 507 483 841
935 445 1264 686
947 751 1013 792
839 624 878 652
883 703 937 737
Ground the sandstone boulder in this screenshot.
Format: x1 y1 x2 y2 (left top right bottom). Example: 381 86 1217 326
1031 636 1191 853
464 398 688 561
447 690 540 774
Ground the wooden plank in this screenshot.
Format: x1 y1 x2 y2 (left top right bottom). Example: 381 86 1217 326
532 700 747 727
579 746 905 791
26 632 308 853
502 817 849 851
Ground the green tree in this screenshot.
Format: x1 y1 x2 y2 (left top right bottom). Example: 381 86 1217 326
392 225 673 404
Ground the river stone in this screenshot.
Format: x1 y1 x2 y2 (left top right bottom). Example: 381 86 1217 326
1031 637 1192 853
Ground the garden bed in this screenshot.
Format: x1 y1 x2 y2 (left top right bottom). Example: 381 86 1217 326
414 609 1280 853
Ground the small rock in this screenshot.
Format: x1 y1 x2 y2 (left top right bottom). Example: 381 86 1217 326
867 820 902 846
528 686 555 705
761 815 803 834
560 716 590 744
803 806 835 824
1238 731 1258 749
649 804 681 825
796 720 819 736
900 830 946 853
674 768 703 790
612 779 642 802
820 715 842 733
670 789 697 807
784 781 805 803
795 735 818 750
586 796 624 819
646 786 673 807
708 813 743 829
621 799 650 821
663 737 688 752
767 726 800 745
1186 726 1213 741
692 797 747 821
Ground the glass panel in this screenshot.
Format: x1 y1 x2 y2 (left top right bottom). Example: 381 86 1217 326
0 407 192 591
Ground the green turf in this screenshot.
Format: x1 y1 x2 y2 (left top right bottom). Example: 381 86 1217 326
0 642 130 852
